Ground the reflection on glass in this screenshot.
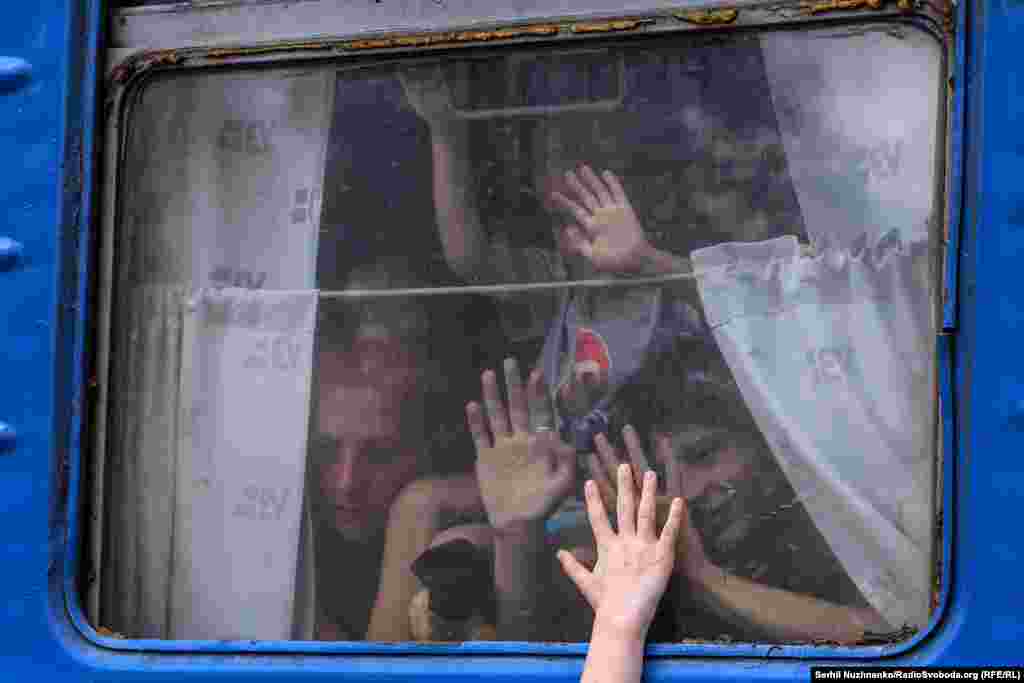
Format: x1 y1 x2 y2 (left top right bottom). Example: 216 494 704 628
99 24 942 645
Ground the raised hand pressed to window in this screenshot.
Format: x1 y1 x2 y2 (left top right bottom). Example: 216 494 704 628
466 358 576 530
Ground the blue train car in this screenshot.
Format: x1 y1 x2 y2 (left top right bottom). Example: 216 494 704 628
1 0 1021 679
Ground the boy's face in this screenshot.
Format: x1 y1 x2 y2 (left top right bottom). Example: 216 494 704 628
670 425 789 563
669 425 755 502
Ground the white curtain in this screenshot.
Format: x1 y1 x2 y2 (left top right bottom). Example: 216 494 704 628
100 68 331 639
758 29 941 250
688 28 941 629
171 288 318 640
693 236 935 629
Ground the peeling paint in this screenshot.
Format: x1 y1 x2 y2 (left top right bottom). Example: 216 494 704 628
109 50 184 85
108 62 134 85
112 23 569 73
676 8 740 25
344 24 559 50
802 0 915 13
458 25 560 39
803 0 882 14
206 42 333 59
96 626 126 639
938 0 955 33
347 34 442 49
570 18 654 33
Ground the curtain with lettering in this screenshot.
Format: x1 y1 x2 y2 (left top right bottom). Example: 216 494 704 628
689 29 940 629
99 68 330 639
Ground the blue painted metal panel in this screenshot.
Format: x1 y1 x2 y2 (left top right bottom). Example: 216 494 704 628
0 1 80 680
1 0 1023 678
943 0 967 330
937 0 1024 661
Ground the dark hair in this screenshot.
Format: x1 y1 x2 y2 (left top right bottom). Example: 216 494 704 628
609 322 755 439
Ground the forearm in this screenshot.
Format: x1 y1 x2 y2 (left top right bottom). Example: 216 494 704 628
368 475 482 641
693 566 888 643
429 124 491 278
581 620 646 683
493 521 561 641
367 499 441 641
635 243 693 278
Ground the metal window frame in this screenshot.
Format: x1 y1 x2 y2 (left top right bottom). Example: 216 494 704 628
69 0 960 667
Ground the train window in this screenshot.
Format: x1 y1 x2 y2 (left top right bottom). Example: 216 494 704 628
91 23 944 648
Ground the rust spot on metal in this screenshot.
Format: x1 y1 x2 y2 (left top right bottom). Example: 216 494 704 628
110 23 563 68
570 18 654 33
347 37 401 49
512 25 560 36
205 41 334 59
146 51 185 68
938 0 955 32
96 626 126 639
803 0 916 12
676 8 739 25
396 35 438 47
459 25 560 40
109 62 133 86
344 23 560 50
109 49 185 85
803 0 881 14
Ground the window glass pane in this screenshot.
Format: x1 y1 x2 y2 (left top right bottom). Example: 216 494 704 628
99 24 942 645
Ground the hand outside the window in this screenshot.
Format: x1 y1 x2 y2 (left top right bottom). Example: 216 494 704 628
587 426 653 512
558 462 683 641
586 429 713 585
550 166 656 275
467 358 576 531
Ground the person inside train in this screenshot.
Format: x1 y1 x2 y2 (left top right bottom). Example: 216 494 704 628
308 259 491 640
389 338 890 644
400 66 697 460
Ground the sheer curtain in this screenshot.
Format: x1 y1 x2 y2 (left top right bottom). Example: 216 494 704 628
170 288 318 639
99 69 330 639
691 28 940 629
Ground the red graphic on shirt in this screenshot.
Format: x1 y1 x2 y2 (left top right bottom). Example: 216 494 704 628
556 326 613 415
573 327 611 389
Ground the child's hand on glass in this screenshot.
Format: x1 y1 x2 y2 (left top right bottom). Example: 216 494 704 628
557 460 684 641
